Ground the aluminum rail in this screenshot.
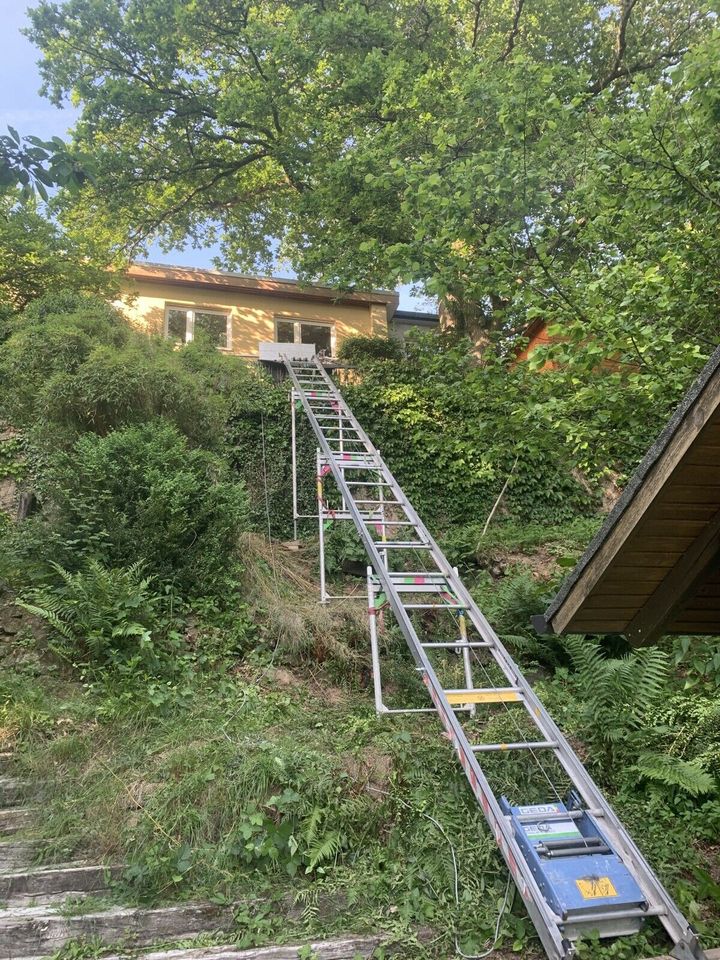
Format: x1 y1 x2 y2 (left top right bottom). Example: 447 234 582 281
283 355 705 960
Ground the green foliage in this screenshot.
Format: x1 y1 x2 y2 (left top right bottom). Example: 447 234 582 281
0 126 89 199
557 636 717 799
0 193 115 310
336 335 403 364
36 420 248 601
26 0 718 387
0 292 256 446
339 337 607 525
674 634 720 690
633 753 715 800
17 560 162 670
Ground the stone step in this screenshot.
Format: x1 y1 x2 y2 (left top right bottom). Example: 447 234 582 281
0 778 29 807
0 863 123 905
100 935 387 960
0 841 44 872
0 808 35 836
0 902 238 957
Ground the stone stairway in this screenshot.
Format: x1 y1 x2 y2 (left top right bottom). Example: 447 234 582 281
0 751 391 960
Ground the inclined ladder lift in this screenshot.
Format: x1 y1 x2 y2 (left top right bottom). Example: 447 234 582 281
283 355 706 960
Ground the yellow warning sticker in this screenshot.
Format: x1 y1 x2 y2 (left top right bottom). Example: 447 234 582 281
576 877 618 900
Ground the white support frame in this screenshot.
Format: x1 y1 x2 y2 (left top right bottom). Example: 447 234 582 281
164 304 233 350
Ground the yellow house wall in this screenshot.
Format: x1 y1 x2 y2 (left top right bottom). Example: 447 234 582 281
117 278 382 356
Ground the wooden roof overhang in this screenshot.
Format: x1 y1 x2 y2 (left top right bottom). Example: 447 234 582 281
536 345 720 645
125 262 400 318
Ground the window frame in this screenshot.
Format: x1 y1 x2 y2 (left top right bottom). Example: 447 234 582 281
164 304 233 350
273 316 335 356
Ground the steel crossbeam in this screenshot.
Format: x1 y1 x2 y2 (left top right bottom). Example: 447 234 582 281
284 355 706 960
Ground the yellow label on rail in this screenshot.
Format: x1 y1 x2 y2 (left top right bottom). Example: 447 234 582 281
445 690 521 705
576 877 618 900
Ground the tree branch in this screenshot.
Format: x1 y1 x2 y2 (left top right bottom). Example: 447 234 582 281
498 0 525 62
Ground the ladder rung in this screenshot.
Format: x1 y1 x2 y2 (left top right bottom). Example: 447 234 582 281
471 740 557 752
346 480 393 487
402 602 468 610
509 809 605 823
386 572 447 582
352 499 403 506
561 906 666 926
366 519 416 527
445 688 521 704
376 541 431 549
422 641 493 648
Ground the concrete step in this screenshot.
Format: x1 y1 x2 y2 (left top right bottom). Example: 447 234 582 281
0 863 123 906
100 935 388 960
0 808 35 836
0 778 29 807
0 901 238 957
0 841 44 872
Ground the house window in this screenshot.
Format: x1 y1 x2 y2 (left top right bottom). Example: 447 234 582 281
274 318 333 355
165 306 231 349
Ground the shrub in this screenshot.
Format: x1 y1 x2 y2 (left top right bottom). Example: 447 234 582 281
39 420 248 601
336 334 403 363
0 291 259 449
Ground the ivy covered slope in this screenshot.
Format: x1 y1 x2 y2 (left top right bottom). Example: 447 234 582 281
0 293 719 959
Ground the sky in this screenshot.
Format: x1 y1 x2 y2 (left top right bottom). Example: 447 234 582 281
0 0 431 311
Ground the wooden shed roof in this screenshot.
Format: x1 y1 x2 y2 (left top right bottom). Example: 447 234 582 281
536 345 720 645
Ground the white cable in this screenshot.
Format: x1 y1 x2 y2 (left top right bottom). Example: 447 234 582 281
366 785 512 959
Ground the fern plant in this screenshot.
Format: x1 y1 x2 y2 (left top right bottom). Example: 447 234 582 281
17 559 161 669
562 637 716 798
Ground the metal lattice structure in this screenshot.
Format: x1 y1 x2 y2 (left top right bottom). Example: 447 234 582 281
284 355 706 960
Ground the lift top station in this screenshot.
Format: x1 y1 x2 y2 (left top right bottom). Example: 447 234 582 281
283 355 707 960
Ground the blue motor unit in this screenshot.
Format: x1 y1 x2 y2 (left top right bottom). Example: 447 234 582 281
501 795 648 939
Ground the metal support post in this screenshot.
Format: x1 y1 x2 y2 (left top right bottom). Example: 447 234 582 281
316 448 328 604
367 567 386 714
291 390 298 541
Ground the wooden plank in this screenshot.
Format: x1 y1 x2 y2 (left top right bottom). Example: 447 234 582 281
0 807 34 836
662 485 720 504
625 506 720 645
640 519 708 537
0 903 239 958
0 841 44 871
673 464 720 485
569 621 629 633
647 505 716 524
620 536 696 551
616 551 686 567
99 935 389 960
0 778 29 807
0 863 123 903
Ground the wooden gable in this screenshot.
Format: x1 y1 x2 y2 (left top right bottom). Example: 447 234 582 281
536 346 720 645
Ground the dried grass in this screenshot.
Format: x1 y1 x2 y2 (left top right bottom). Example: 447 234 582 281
240 533 366 662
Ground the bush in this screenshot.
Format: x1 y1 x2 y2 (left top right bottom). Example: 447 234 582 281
336 334 403 363
0 291 260 448
37 420 249 601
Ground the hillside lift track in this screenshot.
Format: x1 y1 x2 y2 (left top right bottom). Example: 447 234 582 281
283 354 706 960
